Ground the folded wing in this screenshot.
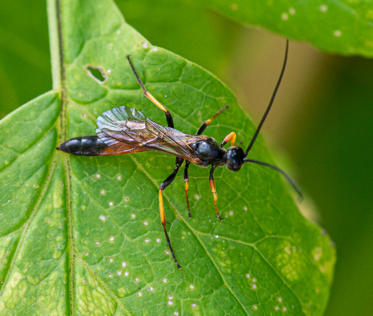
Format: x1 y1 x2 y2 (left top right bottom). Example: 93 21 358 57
96 106 206 162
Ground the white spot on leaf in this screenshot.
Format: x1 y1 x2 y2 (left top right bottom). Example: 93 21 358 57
320 4 328 12
334 30 342 37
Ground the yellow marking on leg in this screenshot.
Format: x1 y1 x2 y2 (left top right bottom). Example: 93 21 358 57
209 179 222 220
222 132 237 147
159 189 166 225
145 91 168 113
205 105 229 126
184 179 191 217
184 180 189 192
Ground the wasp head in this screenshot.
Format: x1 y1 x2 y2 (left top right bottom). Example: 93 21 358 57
225 146 246 171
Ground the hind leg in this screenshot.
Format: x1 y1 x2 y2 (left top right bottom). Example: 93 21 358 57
127 55 174 128
158 158 184 268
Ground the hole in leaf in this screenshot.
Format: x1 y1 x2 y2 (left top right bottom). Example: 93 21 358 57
85 65 107 83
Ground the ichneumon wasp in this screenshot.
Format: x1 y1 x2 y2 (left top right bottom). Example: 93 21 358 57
57 40 300 268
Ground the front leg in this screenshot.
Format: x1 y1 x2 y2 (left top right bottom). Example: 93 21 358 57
220 131 236 148
209 166 222 221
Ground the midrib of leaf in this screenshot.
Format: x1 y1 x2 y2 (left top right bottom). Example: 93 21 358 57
47 0 75 314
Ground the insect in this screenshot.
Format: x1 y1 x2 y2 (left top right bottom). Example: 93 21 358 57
58 40 300 268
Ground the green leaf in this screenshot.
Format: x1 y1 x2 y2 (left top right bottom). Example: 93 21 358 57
0 0 335 315
196 0 373 57
116 0 239 77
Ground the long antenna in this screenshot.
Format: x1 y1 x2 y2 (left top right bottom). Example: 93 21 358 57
244 158 303 198
245 39 289 156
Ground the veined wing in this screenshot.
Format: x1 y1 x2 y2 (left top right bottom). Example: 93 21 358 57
96 106 207 162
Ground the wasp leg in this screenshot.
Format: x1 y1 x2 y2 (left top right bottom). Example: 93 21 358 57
220 132 237 148
159 158 183 268
209 166 222 221
126 55 174 128
183 161 192 217
197 105 228 135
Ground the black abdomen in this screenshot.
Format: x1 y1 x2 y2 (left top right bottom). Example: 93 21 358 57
57 136 108 156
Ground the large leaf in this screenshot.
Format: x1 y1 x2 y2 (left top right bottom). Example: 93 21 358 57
197 0 373 57
0 0 335 315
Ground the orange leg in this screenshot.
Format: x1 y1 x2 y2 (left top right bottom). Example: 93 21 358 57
209 166 222 221
220 131 236 148
127 55 174 128
197 105 229 135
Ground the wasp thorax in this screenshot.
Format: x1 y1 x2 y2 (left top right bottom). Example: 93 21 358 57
225 146 245 171
193 139 225 165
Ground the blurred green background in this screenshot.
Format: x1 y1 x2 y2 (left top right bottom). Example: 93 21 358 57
0 1 371 315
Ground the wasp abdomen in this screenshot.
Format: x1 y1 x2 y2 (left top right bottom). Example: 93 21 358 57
57 136 108 156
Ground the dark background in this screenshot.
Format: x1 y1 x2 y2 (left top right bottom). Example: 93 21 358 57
0 1 371 315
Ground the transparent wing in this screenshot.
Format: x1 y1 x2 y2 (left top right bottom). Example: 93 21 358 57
96 106 206 161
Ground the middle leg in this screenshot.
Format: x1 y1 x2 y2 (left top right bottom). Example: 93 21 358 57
183 106 229 217
197 105 228 135
209 166 222 221
183 161 191 217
